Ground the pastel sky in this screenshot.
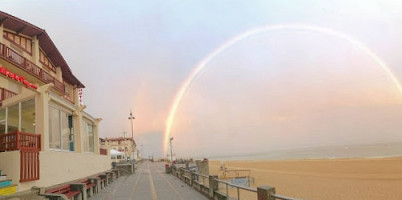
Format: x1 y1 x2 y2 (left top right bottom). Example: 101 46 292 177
2 0 402 158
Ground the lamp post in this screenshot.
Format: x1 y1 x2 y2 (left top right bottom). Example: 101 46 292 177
123 131 127 161
128 110 135 159
170 137 174 162
128 110 135 140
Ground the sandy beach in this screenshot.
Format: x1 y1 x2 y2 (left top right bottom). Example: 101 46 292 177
209 157 402 200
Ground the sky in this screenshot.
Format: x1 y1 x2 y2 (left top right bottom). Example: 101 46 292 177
2 0 402 158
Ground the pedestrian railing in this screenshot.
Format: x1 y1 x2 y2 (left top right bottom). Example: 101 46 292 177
215 178 257 200
170 165 304 200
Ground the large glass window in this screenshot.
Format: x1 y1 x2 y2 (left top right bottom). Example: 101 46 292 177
49 105 74 151
88 123 94 152
0 100 36 134
82 119 95 152
0 108 5 133
61 111 70 150
21 99 35 133
49 106 60 149
7 103 19 133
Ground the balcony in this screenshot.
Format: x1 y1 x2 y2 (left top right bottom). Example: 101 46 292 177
0 130 41 182
0 43 65 94
0 87 17 105
0 130 41 152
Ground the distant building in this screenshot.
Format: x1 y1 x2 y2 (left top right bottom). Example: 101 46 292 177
0 11 110 194
100 137 138 160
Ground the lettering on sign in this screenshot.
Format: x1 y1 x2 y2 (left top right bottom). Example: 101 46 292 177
78 88 83 106
0 65 38 89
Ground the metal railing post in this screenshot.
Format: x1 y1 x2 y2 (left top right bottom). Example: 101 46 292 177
257 186 276 200
190 172 194 187
208 175 218 198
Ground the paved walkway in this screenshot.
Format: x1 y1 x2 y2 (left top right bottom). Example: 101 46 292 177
90 161 207 200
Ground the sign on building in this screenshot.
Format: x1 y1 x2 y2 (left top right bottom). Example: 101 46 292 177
78 88 83 106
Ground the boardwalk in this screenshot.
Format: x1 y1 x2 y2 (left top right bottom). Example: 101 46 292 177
90 161 207 200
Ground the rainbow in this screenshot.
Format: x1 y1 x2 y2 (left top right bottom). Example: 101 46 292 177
163 24 402 154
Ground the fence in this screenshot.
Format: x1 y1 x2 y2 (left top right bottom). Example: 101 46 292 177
170 166 303 200
0 130 41 182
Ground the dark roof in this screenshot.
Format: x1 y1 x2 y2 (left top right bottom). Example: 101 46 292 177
0 11 85 88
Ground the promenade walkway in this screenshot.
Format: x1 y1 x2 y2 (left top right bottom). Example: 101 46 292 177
90 161 207 200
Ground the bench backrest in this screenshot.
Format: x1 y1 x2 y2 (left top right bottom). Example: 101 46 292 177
46 184 71 194
80 179 90 184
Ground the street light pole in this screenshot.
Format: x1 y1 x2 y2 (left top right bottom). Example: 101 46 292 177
123 131 127 161
128 109 135 159
128 109 135 140
170 137 174 162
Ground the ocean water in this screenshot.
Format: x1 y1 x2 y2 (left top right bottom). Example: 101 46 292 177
209 142 402 161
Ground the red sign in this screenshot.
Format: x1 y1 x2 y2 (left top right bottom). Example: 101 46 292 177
78 88 83 105
0 65 38 89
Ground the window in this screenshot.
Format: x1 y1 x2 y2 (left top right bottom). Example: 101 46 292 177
3 31 32 54
21 99 35 133
49 106 60 149
0 108 5 133
81 119 95 152
88 123 94 152
49 105 74 151
0 99 36 134
39 49 56 72
7 103 19 133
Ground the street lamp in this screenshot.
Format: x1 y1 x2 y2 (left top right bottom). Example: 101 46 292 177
128 110 135 140
170 137 174 162
128 110 135 159
123 131 127 161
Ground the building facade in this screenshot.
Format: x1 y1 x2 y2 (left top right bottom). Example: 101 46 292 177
100 137 138 161
0 11 110 193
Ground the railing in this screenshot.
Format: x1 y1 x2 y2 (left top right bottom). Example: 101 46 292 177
215 178 257 200
170 165 304 200
0 130 41 182
20 148 40 182
100 148 107 155
0 87 17 103
0 130 41 151
194 172 209 186
0 43 65 94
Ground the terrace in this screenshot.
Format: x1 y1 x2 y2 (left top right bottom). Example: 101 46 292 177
0 130 41 182
0 42 65 94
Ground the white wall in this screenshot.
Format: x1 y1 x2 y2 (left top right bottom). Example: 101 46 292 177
0 151 20 185
0 150 111 192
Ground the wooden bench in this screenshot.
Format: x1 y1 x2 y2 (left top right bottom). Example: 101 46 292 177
44 184 81 200
80 179 96 197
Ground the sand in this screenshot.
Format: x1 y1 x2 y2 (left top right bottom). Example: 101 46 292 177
209 157 402 200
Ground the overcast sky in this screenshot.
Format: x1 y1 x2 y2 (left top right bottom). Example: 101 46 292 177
2 0 402 158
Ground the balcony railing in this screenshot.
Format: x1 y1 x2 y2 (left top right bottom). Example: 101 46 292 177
0 130 41 151
0 43 65 94
0 130 41 182
0 87 17 104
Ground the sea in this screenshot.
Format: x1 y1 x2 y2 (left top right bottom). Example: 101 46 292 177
208 142 402 161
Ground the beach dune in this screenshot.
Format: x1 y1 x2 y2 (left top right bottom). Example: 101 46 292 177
209 157 402 200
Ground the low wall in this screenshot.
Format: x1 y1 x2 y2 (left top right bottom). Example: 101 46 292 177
0 150 111 192
0 151 20 185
